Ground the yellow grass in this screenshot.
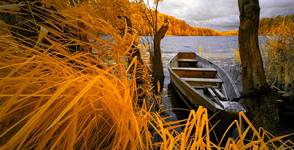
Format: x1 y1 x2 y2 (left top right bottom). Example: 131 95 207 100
0 1 293 149
265 19 294 92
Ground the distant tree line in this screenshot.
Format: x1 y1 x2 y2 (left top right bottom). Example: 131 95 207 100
129 2 237 36
259 14 294 35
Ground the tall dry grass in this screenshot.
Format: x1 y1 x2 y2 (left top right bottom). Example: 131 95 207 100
265 19 294 92
0 1 293 149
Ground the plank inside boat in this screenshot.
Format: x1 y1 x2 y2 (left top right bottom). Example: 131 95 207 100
181 77 223 88
172 67 217 78
214 88 226 100
177 58 198 62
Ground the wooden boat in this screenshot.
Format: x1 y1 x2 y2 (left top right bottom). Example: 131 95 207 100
168 52 246 114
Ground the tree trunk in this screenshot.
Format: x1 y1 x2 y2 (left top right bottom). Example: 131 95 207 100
238 0 279 132
152 19 168 93
238 0 267 95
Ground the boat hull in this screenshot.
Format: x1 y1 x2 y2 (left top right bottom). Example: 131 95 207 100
168 52 246 114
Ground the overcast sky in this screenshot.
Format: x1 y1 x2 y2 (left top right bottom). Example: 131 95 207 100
154 0 294 31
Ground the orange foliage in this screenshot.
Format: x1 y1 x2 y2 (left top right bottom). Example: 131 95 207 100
259 15 294 35
130 2 235 36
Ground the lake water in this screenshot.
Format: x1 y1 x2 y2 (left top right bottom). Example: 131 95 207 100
142 36 267 93
141 36 268 124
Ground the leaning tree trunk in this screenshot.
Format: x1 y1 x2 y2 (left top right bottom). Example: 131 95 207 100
238 0 279 132
152 20 169 93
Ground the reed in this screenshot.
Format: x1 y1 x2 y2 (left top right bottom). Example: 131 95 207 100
0 1 292 149
265 18 294 92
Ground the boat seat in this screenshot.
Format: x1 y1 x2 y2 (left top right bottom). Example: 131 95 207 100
177 59 198 63
178 59 198 67
172 67 217 78
177 52 196 59
182 77 222 88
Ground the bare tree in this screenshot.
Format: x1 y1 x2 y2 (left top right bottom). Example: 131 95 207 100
153 17 168 92
138 0 168 92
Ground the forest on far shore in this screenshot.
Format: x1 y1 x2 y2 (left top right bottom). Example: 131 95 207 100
88 1 293 36
132 4 294 36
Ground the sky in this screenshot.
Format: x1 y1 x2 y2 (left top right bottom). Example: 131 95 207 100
154 0 294 31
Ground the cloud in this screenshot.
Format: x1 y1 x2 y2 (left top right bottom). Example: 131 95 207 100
156 0 294 30
191 15 240 31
